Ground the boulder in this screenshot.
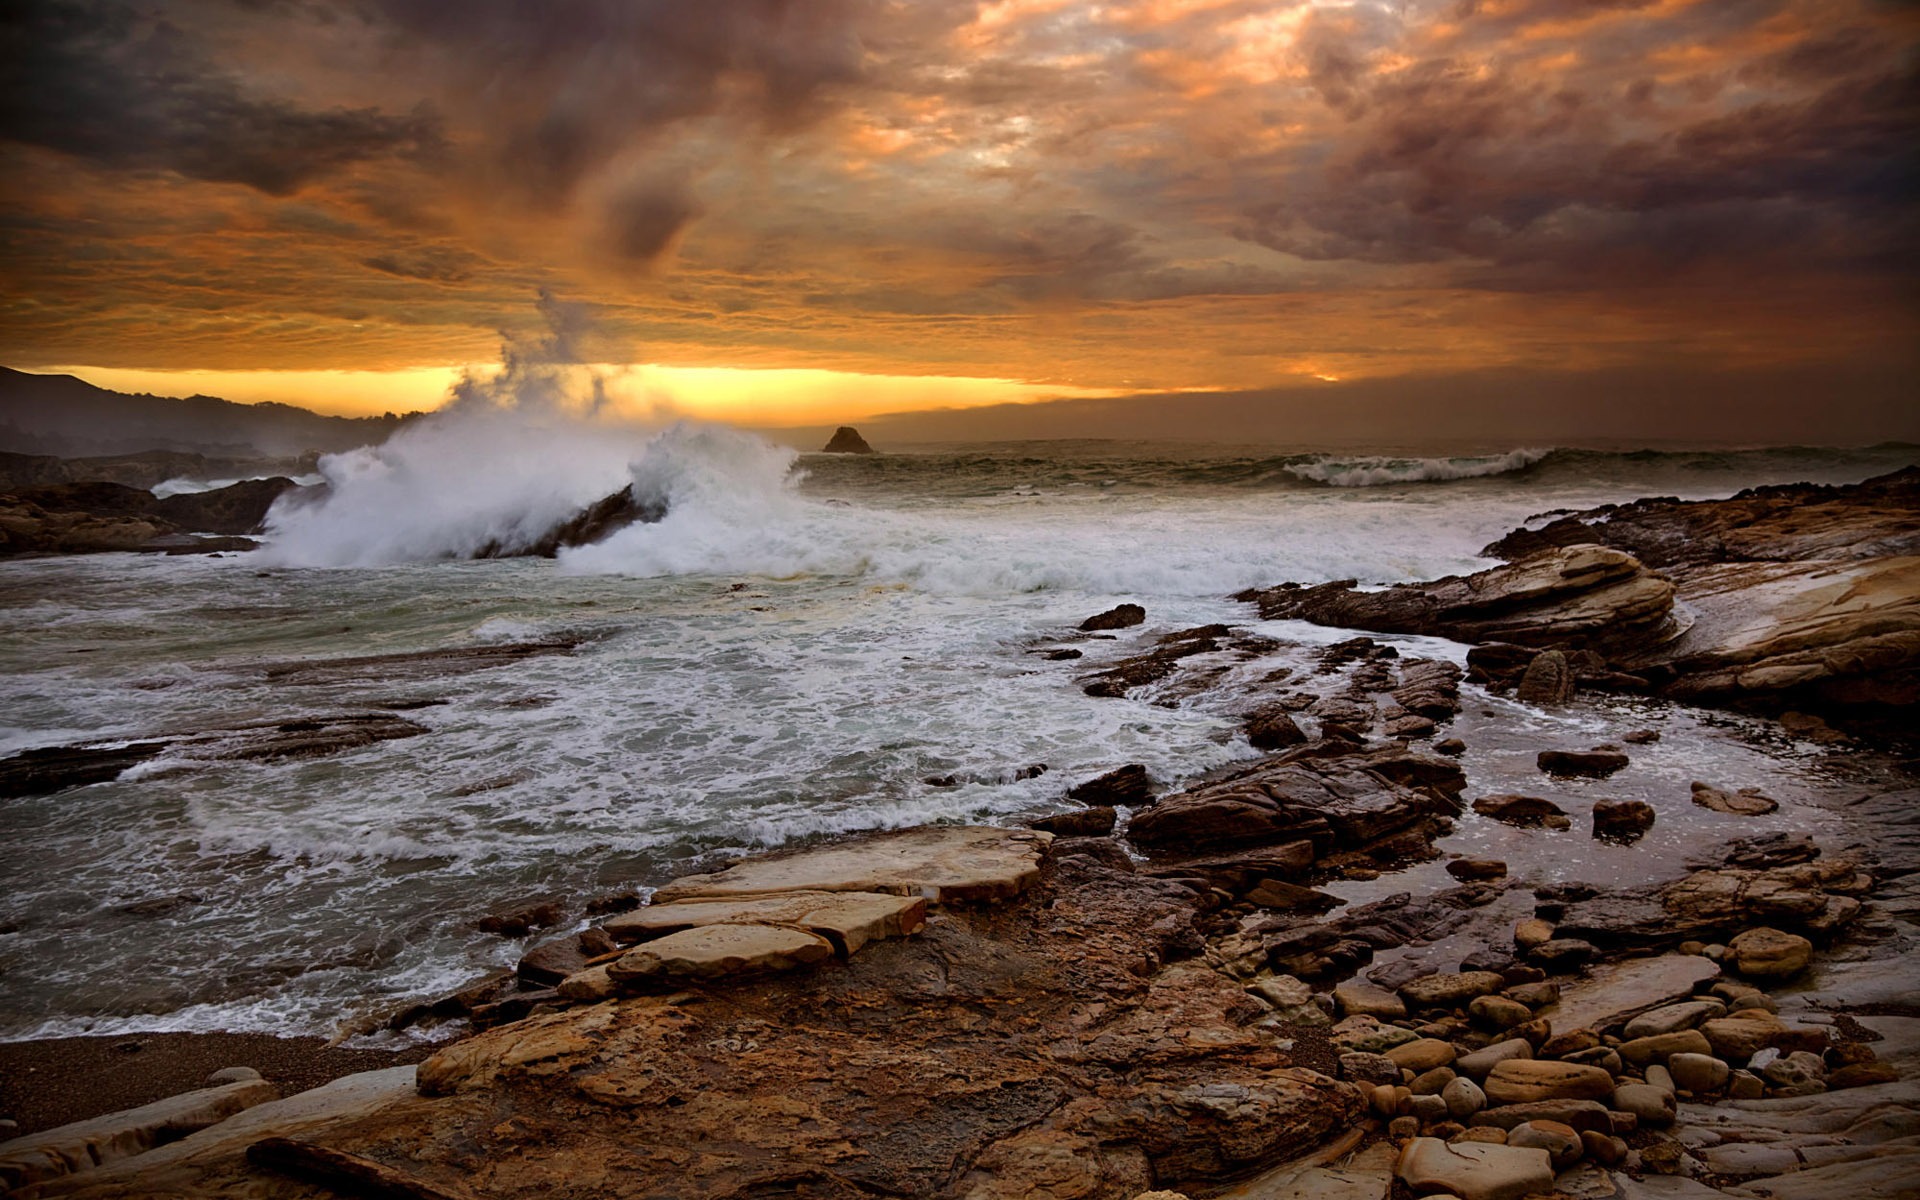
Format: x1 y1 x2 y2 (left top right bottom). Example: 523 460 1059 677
1127 754 1449 856
1468 1100 1612 1134
1245 706 1307 750
1621 999 1726 1040
1515 650 1576 704
1537 749 1629 778
1668 1052 1730 1093
1400 971 1506 1009
1385 1038 1458 1073
1483 1060 1617 1104
1472 794 1570 829
1029 807 1117 837
1453 1039 1535 1081
1332 981 1406 1020
1392 659 1465 719
1591 798 1655 842
1701 1014 1789 1059
1447 859 1508 882
1691 781 1779 816
1395 1137 1555 1200
650 825 1052 904
1080 603 1146 631
1068 764 1156 808
1443 1076 1487 1121
1506 1119 1581 1169
1617 1030 1713 1067
1727 926 1813 978
1611 1083 1676 1126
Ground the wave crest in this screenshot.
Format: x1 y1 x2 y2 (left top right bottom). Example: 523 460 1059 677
1283 447 1555 488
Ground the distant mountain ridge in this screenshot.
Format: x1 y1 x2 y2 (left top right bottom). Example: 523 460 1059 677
0 367 417 457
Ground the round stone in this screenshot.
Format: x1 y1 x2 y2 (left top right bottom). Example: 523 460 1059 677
1728 927 1812 979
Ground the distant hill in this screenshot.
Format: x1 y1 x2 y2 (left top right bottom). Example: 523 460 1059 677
0 367 416 457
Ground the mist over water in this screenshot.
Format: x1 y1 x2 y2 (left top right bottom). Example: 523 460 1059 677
1 426 1913 1044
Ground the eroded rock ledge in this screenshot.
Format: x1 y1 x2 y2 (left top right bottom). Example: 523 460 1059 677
27 826 1361 1199
1231 467 1920 713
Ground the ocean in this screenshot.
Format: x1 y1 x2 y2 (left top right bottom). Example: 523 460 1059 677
1 426 1913 1044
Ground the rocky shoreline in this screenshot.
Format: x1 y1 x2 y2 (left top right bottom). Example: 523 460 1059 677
2 470 1917 1199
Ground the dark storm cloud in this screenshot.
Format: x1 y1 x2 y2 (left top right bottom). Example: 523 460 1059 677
360 245 482 282
364 0 874 205
603 182 702 264
1233 9 1920 290
0 0 442 195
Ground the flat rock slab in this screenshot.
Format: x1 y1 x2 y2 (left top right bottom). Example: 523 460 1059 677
1396 1136 1555 1200
1544 954 1721 1035
602 890 928 955
606 923 834 983
14 1067 417 1199
650 825 1052 904
0 1079 278 1191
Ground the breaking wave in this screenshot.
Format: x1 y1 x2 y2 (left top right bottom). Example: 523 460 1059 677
1282 447 1555 487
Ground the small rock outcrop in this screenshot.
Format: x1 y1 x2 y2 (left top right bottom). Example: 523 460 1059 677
821 426 876 454
1080 603 1146 631
1234 545 1680 658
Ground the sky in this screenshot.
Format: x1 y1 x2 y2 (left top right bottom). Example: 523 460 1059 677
1 0 1915 434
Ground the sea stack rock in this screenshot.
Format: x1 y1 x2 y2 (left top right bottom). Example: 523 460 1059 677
822 426 876 454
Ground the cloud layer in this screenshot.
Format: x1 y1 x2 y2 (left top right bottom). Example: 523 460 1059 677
1 0 1914 412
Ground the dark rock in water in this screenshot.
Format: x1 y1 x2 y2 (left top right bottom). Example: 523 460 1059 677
1079 603 1146 631
0 740 173 799
1433 738 1466 756
1392 659 1464 719
1246 705 1307 750
1309 694 1374 738
152 477 300 534
1029 807 1116 837
1043 648 1083 660
0 713 426 797
251 639 578 686
474 484 665 559
1591 798 1656 843
1447 859 1508 882
1690 780 1779 816
1472 794 1571 830
208 714 427 761
1067 763 1155 808
1385 714 1436 739
517 928 616 986
118 894 203 918
477 902 567 939
821 426 876 454
1538 749 1629 778
0 476 300 556
1079 624 1252 698
1516 649 1576 704
1622 728 1661 744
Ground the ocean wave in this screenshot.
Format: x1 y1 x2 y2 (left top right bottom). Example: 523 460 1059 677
1282 447 1556 488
